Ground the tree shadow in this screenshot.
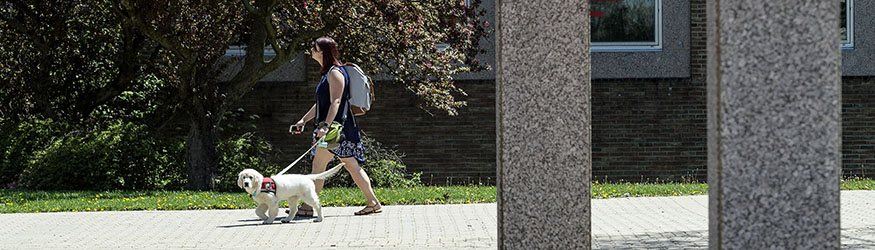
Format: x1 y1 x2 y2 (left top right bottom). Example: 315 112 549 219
592 227 875 249
593 230 707 250
842 227 875 249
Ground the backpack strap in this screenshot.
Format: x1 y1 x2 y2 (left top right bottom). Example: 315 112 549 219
334 65 351 125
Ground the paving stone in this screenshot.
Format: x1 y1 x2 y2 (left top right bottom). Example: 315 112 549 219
1 191 873 249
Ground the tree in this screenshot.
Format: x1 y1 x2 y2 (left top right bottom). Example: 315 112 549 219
113 0 491 190
0 0 157 125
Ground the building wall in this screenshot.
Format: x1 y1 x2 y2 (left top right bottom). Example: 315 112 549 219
238 73 875 185
843 0 875 76
591 78 707 182
234 59 496 185
842 77 875 179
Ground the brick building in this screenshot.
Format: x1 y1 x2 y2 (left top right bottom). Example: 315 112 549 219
234 0 875 185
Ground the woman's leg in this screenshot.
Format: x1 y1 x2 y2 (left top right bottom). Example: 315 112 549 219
339 157 381 211
298 147 334 214
311 147 335 193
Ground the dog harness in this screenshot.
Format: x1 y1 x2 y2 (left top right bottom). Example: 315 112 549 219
251 177 276 197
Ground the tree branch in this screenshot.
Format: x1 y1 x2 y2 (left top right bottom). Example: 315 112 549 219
239 0 262 16
116 0 194 63
264 14 284 58
221 27 329 109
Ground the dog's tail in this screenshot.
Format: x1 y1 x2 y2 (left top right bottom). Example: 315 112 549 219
308 162 346 180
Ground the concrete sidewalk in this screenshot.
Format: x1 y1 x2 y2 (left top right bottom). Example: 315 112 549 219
591 191 875 249
0 203 496 249
1 191 874 249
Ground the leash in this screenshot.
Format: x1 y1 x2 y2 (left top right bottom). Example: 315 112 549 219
276 135 325 176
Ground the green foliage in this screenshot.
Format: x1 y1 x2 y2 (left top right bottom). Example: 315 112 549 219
91 74 177 125
363 160 422 188
0 120 71 188
327 133 422 188
2 117 285 192
0 0 152 123
319 0 493 114
20 122 183 191
215 132 279 192
2 0 492 190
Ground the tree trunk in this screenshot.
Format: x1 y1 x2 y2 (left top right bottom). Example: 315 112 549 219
184 115 220 191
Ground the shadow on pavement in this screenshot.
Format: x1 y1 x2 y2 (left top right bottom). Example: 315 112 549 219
593 227 875 249
593 230 707 250
221 214 360 228
843 227 875 249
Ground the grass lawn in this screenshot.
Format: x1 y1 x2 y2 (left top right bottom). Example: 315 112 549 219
0 186 496 214
1 178 873 213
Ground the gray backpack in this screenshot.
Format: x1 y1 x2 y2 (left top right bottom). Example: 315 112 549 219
342 63 374 116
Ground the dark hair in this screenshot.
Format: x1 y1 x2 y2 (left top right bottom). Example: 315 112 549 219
315 37 343 75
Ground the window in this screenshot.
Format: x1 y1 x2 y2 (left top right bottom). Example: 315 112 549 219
591 0 662 52
225 45 276 56
841 0 853 48
224 34 276 56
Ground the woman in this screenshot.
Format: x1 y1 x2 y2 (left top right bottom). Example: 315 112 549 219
289 37 382 216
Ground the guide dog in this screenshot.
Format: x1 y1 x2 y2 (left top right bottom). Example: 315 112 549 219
237 163 344 224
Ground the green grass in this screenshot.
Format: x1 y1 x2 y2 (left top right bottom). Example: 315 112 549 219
2 178 874 214
590 177 875 199
0 185 496 214
841 177 875 190
591 181 708 199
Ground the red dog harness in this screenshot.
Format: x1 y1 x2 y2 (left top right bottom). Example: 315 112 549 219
251 177 276 197
260 178 276 193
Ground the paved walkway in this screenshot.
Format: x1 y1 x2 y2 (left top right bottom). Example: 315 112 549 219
591 191 875 249
1 191 873 249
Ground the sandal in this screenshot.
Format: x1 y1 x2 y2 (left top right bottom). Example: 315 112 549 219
354 205 382 216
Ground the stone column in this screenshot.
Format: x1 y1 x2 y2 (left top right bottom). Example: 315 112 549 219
707 1 841 249
497 0 591 249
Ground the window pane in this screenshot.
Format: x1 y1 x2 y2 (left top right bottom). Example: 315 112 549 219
841 0 847 42
591 0 657 44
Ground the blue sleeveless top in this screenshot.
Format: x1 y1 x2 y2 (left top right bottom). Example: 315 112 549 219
314 65 365 162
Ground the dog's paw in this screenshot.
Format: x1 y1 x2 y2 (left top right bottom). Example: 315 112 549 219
262 220 273 225
281 218 291 223
313 218 322 223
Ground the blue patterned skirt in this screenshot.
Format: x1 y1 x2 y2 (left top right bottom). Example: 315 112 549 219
311 132 366 163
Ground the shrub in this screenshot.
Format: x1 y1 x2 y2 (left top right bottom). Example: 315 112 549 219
326 133 422 188
0 120 71 188
362 159 422 188
20 122 182 190
215 132 279 192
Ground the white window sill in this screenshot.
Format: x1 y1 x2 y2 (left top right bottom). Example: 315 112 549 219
591 46 663 53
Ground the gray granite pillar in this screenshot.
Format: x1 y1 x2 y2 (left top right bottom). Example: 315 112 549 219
707 1 841 249
496 0 591 249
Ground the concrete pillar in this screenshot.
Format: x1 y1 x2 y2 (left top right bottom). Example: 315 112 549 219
707 0 842 249
496 0 591 249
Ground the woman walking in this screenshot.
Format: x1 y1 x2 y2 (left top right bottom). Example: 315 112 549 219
289 37 382 216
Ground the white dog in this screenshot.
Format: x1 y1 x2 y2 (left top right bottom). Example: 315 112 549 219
237 163 344 224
